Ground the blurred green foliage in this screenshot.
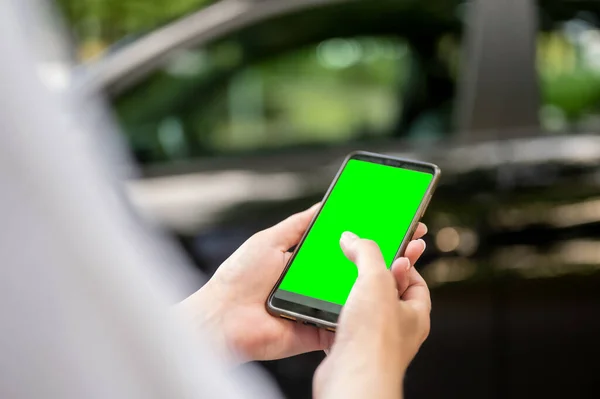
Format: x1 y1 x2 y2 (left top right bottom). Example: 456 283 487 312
56 0 215 58
55 0 600 157
115 37 418 162
538 31 600 131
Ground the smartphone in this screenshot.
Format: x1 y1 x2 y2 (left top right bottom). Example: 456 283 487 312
266 151 440 330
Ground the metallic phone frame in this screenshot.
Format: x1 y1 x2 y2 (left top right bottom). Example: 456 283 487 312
266 151 441 331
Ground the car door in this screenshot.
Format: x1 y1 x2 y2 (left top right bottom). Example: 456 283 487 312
92 0 464 273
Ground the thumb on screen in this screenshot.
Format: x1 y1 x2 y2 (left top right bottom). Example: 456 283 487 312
339 232 387 277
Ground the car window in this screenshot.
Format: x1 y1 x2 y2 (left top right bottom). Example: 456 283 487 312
538 5 600 133
109 2 464 165
192 37 407 152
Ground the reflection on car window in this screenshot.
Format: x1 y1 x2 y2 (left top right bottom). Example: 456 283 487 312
214 38 408 151
108 0 466 165
538 11 600 133
115 33 459 164
178 38 407 153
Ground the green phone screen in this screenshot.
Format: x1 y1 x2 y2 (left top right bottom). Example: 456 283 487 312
276 159 433 307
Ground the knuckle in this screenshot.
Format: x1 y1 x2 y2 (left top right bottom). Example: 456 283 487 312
248 230 266 244
421 318 431 341
413 308 431 342
395 303 431 345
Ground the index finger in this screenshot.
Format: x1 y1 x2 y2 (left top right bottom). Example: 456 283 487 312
412 223 428 240
267 203 320 250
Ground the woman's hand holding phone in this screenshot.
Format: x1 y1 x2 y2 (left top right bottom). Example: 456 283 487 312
313 232 431 399
179 204 429 365
179 203 334 363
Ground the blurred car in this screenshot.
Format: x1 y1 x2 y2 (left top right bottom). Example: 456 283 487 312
78 0 600 397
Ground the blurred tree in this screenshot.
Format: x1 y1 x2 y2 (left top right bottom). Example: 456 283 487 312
538 30 600 132
56 0 216 60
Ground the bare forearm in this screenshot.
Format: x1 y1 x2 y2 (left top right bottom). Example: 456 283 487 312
314 350 404 399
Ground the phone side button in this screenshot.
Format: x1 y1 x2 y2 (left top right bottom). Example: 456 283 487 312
280 314 296 321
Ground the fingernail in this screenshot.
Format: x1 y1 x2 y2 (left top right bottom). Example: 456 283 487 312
418 239 426 252
340 231 358 247
311 202 321 210
397 257 411 271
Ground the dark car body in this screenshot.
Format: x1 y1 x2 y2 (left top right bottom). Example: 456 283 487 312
83 0 600 397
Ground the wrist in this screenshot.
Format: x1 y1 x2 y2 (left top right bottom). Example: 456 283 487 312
176 282 243 365
315 357 404 399
316 341 406 399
